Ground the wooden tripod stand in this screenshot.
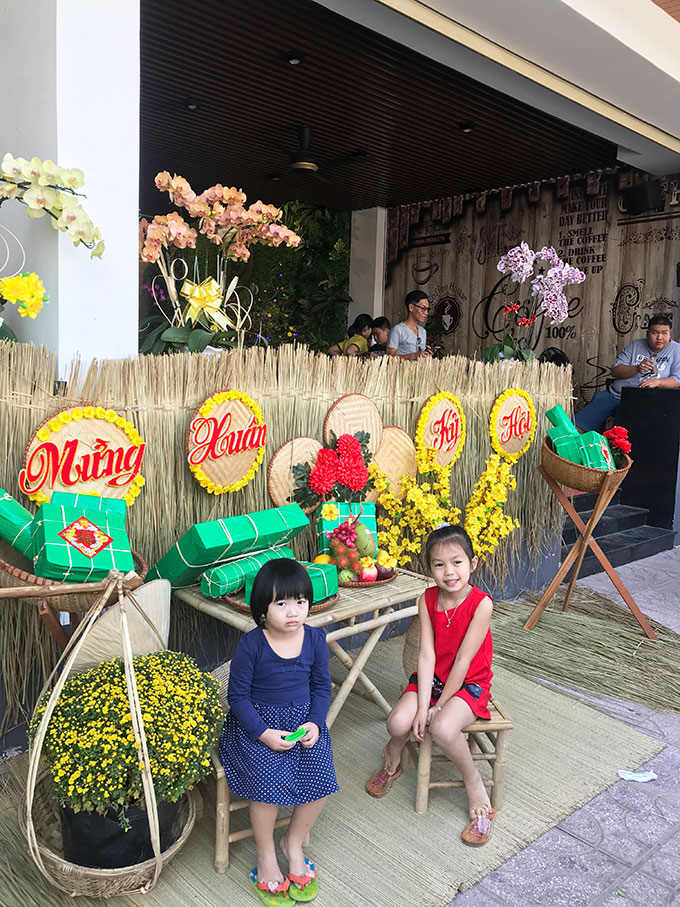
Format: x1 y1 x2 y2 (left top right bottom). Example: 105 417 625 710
524 465 657 640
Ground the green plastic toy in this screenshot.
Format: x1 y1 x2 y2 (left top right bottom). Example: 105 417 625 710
284 727 306 743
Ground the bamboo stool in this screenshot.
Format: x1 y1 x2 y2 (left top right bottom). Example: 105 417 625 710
413 698 513 815
208 662 307 873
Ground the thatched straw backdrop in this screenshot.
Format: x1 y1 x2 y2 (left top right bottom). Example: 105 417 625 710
0 342 572 726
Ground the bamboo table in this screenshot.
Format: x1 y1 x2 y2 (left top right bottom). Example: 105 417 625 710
174 569 430 727
523 465 657 640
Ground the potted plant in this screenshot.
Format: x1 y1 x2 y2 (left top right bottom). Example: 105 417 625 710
482 243 586 363
28 649 222 869
138 172 301 354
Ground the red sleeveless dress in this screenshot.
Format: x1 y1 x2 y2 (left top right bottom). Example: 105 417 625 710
403 584 493 719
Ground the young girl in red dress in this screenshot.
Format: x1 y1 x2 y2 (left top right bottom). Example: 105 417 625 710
365 523 495 844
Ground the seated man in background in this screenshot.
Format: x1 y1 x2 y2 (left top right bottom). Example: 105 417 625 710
386 290 432 360
575 315 680 432
365 316 391 357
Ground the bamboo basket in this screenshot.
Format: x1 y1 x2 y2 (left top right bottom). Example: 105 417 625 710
338 572 398 588
540 439 632 495
223 592 339 614
0 546 148 612
18 772 195 898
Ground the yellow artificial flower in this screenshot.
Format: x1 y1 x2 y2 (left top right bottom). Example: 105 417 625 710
320 502 340 522
36 427 50 442
83 406 95 419
48 419 61 432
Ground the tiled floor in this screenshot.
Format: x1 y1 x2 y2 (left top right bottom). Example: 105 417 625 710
451 548 680 907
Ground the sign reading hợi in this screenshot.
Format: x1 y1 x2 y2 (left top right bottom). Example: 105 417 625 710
186 389 267 494
489 389 536 460
19 406 146 505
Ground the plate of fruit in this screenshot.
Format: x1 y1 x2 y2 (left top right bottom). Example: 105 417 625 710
315 515 398 587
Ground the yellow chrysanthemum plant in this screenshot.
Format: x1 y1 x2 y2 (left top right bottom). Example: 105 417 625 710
463 388 536 559
28 651 223 828
368 392 466 567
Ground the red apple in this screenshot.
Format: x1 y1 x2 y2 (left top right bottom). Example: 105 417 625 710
359 564 378 583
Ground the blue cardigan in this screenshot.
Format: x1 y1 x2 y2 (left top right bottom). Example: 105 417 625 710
227 625 332 742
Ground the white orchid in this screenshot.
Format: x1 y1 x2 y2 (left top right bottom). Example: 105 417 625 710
0 152 103 257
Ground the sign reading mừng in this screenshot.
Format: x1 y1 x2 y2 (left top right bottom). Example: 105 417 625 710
19 406 146 506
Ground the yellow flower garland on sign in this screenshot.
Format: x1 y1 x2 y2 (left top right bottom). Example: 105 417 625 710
489 388 536 462
368 462 461 567
189 389 266 494
415 391 467 474
464 454 519 558
26 407 145 507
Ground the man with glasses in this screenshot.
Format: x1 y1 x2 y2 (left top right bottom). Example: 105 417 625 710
386 290 432 360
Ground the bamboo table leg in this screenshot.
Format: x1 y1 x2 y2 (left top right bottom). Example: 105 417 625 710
327 639 393 719
524 467 657 640
326 622 392 728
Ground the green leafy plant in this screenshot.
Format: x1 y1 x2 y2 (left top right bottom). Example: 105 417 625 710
29 650 222 826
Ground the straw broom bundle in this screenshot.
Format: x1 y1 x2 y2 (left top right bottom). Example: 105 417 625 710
493 587 680 713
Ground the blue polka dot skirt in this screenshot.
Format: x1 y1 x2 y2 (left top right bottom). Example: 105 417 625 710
219 700 339 806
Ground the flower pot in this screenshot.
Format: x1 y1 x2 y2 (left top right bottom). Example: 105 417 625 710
60 800 180 869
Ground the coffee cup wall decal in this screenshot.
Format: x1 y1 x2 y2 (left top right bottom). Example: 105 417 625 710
411 259 439 285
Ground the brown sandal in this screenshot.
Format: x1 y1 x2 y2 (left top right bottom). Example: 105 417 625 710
461 809 496 846
365 763 402 798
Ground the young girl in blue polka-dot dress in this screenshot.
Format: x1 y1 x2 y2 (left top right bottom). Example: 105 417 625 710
220 559 338 905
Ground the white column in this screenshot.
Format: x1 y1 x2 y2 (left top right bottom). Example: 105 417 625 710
348 207 387 322
1 0 140 376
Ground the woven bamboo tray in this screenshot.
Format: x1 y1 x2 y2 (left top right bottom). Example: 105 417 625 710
0 543 148 612
541 439 632 494
221 591 339 614
338 571 397 588
18 772 195 898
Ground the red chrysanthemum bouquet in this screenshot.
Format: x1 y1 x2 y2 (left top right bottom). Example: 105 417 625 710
292 432 373 509
603 425 632 468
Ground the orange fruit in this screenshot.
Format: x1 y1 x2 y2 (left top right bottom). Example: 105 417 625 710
313 554 332 564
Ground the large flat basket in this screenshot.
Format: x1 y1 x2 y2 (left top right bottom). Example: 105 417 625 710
0 541 148 612
541 438 632 494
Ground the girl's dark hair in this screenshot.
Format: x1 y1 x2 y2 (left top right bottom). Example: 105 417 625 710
347 313 374 336
249 559 313 627
372 316 390 331
424 524 475 570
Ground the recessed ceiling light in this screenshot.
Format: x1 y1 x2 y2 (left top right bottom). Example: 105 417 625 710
458 121 475 133
269 173 282 182
285 51 304 65
185 98 200 111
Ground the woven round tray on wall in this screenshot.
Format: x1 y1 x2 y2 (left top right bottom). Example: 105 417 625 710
222 592 339 614
0 545 148 612
323 394 383 455
541 439 632 495
417 395 465 469
267 436 323 513
402 614 421 678
186 395 263 491
368 426 417 502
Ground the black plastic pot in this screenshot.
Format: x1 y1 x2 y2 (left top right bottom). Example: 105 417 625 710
60 800 180 869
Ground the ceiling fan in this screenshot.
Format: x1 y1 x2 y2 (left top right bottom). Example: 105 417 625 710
270 125 368 182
